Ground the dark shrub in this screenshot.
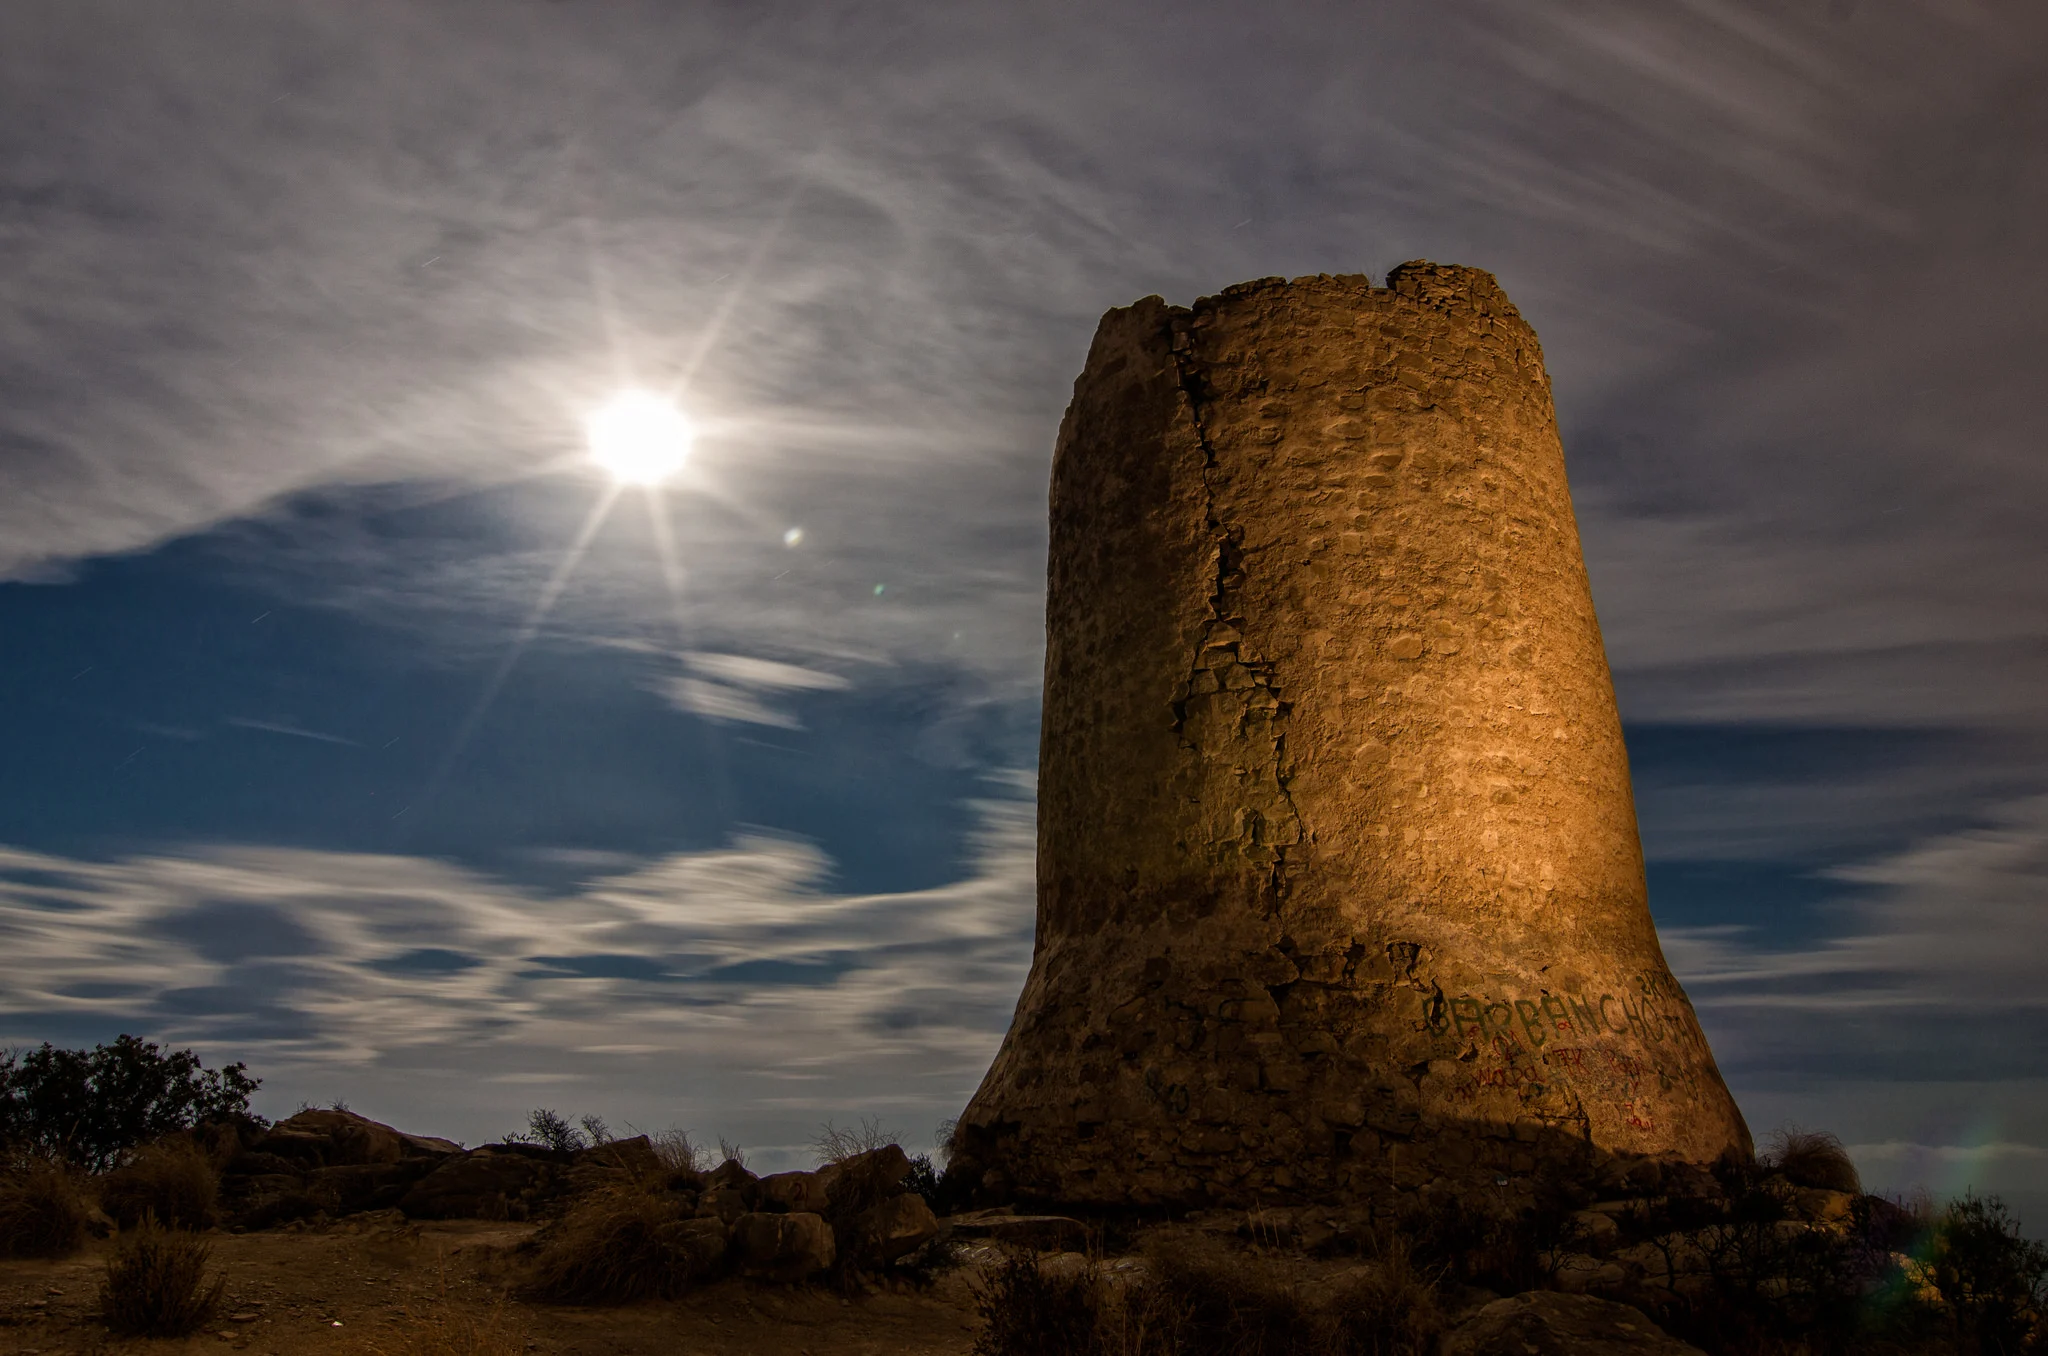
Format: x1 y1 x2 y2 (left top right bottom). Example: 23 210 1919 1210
1768 1126 1863 1194
99 1216 227 1337
522 1185 720 1304
504 1107 600 1154
0 1035 261 1170
100 1136 219 1230
971 1249 1107 1356
0 1156 91 1258
1923 1193 2048 1356
1324 1238 1443 1356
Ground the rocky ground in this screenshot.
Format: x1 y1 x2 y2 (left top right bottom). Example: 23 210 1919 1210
3 1110 1927 1355
0 1215 987 1354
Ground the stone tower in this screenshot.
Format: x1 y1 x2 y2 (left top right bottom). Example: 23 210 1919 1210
953 264 1750 1208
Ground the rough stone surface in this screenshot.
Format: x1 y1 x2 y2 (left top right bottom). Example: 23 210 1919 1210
1442 1292 1705 1356
732 1211 836 1280
847 1193 942 1265
955 265 1750 1208
947 1212 1091 1252
758 1170 831 1215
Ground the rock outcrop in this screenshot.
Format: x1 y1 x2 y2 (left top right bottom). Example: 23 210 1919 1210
954 265 1750 1209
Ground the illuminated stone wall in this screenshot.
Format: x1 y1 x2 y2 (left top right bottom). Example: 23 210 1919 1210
954 264 1751 1207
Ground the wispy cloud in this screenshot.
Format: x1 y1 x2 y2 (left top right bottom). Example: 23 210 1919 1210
0 790 1034 1157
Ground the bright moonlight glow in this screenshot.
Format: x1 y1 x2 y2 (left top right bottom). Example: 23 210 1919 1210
586 390 694 485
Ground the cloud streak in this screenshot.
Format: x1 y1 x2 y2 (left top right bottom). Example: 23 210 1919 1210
0 790 1034 1159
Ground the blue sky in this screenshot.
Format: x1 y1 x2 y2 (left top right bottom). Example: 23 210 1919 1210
2 0 2045 1218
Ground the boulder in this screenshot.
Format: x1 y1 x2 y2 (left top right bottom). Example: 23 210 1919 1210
654 1215 732 1278
399 1150 556 1221
255 1109 409 1166
820 1145 911 1216
732 1211 836 1281
758 1170 830 1215
948 1211 1090 1251
302 1162 432 1215
1441 1293 1705 1356
706 1158 759 1192
847 1192 941 1265
576 1135 661 1176
698 1187 752 1225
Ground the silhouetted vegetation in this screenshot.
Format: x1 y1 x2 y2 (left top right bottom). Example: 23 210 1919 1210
1921 1193 2048 1356
521 1182 721 1304
99 1135 219 1230
99 1215 227 1337
504 1107 613 1153
0 1035 260 1170
0 1155 92 1258
1766 1125 1863 1194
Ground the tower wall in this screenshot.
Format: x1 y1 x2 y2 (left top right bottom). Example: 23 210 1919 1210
955 264 1750 1207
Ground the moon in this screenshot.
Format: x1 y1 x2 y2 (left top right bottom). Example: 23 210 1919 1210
585 390 694 486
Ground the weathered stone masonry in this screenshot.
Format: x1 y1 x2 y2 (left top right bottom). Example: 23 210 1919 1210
954 264 1751 1208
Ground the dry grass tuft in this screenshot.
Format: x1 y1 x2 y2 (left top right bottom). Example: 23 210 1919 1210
1322 1239 1443 1356
99 1135 219 1230
522 1185 714 1305
811 1115 900 1165
648 1127 710 1176
99 1215 227 1337
0 1156 92 1258
971 1249 1108 1356
1767 1126 1862 1194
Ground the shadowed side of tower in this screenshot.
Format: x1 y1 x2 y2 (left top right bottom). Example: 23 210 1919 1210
954 264 1750 1209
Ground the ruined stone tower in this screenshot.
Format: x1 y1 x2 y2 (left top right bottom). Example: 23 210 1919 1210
954 264 1750 1208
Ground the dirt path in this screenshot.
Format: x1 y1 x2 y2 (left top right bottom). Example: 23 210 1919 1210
0 1218 984 1355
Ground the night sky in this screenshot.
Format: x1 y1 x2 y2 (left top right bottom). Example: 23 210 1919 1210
2 2 2044 1217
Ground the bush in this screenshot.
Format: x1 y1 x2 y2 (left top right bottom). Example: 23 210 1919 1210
0 1156 92 1258
522 1185 717 1304
648 1127 709 1175
99 1216 227 1337
0 1035 261 1170
1768 1126 1863 1194
972 1249 1108 1356
1923 1193 2048 1355
99 1136 219 1230
504 1107 597 1153
1323 1239 1443 1356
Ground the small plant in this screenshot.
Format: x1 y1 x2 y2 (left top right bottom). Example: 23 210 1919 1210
811 1115 899 1164
646 1127 709 1175
99 1216 227 1337
1768 1125 1863 1194
717 1135 747 1168
0 1156 91 1258
0 1035 261 1170
99 1136 219 1230
1324 1236 1443 1356
505 1107 586 1153
578 1114 612 1146
904 1152 960 1214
